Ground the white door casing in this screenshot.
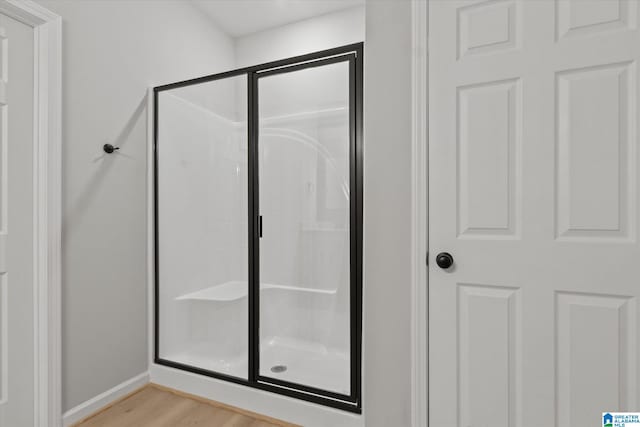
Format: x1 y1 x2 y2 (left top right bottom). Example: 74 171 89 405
0 1 61 426
430 1 640 426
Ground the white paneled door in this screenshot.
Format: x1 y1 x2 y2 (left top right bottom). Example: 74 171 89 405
0 12 35 427
429 1 640 426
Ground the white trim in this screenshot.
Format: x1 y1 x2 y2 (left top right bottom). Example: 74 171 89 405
62 372 150 427
0 0 55 25
411 0 428 426
0 1 62 426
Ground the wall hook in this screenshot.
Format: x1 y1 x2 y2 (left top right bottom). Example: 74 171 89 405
103 143 120 154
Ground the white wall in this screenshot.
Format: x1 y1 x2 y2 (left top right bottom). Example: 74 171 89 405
235 6 365 67
34 0 236 412
363 1 413 426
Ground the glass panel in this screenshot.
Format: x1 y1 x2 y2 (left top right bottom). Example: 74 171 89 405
157 75 248 378
258 60 352 395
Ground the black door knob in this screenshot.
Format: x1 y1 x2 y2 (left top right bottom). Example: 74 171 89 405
435 252 454 269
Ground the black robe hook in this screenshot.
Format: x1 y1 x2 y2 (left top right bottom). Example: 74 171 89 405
103 143 120 154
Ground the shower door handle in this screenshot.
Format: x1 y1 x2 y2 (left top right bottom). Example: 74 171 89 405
259 215 263 238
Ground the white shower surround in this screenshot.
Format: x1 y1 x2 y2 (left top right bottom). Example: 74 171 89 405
148 6 365 426
152 83 359 426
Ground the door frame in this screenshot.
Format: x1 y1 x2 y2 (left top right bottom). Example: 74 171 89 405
0 1 62 426
248 52 363 407
410 1 428 427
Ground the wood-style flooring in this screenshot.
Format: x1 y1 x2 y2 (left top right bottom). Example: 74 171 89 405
72 384 300 427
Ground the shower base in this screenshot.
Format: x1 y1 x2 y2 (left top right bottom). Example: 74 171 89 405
164 336 350 396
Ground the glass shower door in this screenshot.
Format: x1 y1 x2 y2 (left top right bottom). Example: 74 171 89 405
155 74 249 380
255 56 356 397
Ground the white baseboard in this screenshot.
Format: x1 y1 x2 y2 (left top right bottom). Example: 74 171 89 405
62 372 149 427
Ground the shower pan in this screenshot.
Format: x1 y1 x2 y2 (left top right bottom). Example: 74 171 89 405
153 43 363 412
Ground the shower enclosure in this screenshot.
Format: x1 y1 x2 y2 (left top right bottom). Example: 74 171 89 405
153 43 363 412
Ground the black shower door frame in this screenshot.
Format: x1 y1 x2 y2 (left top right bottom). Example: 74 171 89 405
153 42 364 413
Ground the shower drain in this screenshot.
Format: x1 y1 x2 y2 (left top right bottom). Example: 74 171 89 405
270 365 287 374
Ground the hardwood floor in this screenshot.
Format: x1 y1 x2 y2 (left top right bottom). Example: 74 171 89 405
73 384 300 427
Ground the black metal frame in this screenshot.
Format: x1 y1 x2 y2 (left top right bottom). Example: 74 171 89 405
153 42 364 413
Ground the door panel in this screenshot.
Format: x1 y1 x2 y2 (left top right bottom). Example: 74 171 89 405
155 75 249 380
256 58 353 397
0 13 35 427
457 284 521 427
429 1 640 426
556 62 633 240
457 78 521 238
555 292 635 426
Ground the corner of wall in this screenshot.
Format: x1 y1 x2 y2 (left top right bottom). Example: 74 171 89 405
62 372 149 427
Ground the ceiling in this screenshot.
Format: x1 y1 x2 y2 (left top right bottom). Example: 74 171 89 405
191 0 365 38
